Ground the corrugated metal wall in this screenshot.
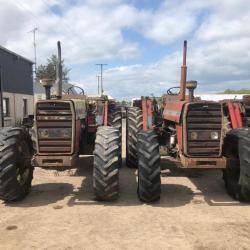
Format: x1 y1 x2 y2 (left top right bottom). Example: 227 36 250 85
0 48 33 95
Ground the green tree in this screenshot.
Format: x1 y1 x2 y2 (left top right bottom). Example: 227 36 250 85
219 88 250 94
121 100 127 105
36 55 70 82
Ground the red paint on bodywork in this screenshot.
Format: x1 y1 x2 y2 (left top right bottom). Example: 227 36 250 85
75 120 81 152
228 102 243 129
162 95 186 123
142 99 148 130
176 125 183 151
142 98 153 130
87 114 95 125
104 101 108 126
87 127 97 133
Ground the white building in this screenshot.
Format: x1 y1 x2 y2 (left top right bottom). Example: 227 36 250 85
0 46 34 126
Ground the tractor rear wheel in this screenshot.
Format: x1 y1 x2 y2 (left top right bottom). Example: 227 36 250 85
137 130 161 202
108 105 122 133
126 107 143 168
108 105 122 166
93 126 120 201
0 127 34 202
223 159 241 200
223 128 250 201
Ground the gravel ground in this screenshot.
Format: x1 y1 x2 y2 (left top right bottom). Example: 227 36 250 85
0 120 250 250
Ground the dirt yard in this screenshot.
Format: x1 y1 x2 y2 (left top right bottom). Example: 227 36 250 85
0 121 250 250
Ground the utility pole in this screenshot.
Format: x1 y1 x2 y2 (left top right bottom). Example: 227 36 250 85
96 63 107 94
96 75 100 95
29 27 38 75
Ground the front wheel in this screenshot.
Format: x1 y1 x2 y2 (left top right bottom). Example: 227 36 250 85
137 130 161 202
0 127 34 202
108 105 122 166
93 126 120 201
223 128 250 201
126 107 143 168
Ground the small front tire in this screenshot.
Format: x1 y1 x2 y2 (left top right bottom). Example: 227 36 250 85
93 126 120 201
137 130 161 202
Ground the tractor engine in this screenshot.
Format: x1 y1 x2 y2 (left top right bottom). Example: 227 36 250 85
162 101 223 159
182 102 222 157
32 99 86 169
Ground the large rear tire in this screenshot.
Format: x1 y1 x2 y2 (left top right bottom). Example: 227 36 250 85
108 105 122 166
137 130 161 202
223 159 241 200
93 126 120 201
108 105 122 133
0 127 34 202
126 107 143 168
223 128 250 201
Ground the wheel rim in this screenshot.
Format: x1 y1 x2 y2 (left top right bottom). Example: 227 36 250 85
16 141 31 186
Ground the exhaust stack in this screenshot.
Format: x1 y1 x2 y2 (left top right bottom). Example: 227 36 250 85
55 41 63 99
179 40 187 101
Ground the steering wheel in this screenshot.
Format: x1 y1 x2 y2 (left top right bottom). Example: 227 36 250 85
167 87 180 95
67 85 85 95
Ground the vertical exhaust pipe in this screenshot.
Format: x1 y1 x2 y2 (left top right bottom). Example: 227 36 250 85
55 41 62 99
179 40 187 101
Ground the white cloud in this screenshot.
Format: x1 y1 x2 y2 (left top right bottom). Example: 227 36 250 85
138 1 197 44
0 0 141 65
0 0 250 100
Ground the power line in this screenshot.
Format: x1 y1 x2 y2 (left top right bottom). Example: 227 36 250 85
96 64 107 95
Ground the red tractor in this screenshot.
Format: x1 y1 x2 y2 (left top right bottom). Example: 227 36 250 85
127 41 250 202
0 42 122 202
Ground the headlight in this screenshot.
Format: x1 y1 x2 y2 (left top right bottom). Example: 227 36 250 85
190 132 198 140
62 128 72 138
38 129 49 138
211 131 219 140
38 128 72 139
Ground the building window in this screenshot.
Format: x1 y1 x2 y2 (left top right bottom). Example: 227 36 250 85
3 98 10 117
23 99 28 117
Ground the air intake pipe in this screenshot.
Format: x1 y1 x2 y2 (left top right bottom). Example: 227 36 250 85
55 41 62 99
186 80 197 102
179 40 187 101
40 79 54 100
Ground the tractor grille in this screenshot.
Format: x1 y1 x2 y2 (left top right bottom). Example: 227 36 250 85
36 101 73 154
186 103 222 157
244 105 250 127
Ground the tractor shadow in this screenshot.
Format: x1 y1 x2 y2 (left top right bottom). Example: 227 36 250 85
5 182 74 208
161 157 250 206
4 157 198 208
5 156 246 208
4 156 94 208
67 156 194 208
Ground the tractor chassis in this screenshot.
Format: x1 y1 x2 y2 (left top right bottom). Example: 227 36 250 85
161 153 227 170
32 154 78 170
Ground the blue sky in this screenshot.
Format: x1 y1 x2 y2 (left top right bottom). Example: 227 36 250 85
1 0 250 100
